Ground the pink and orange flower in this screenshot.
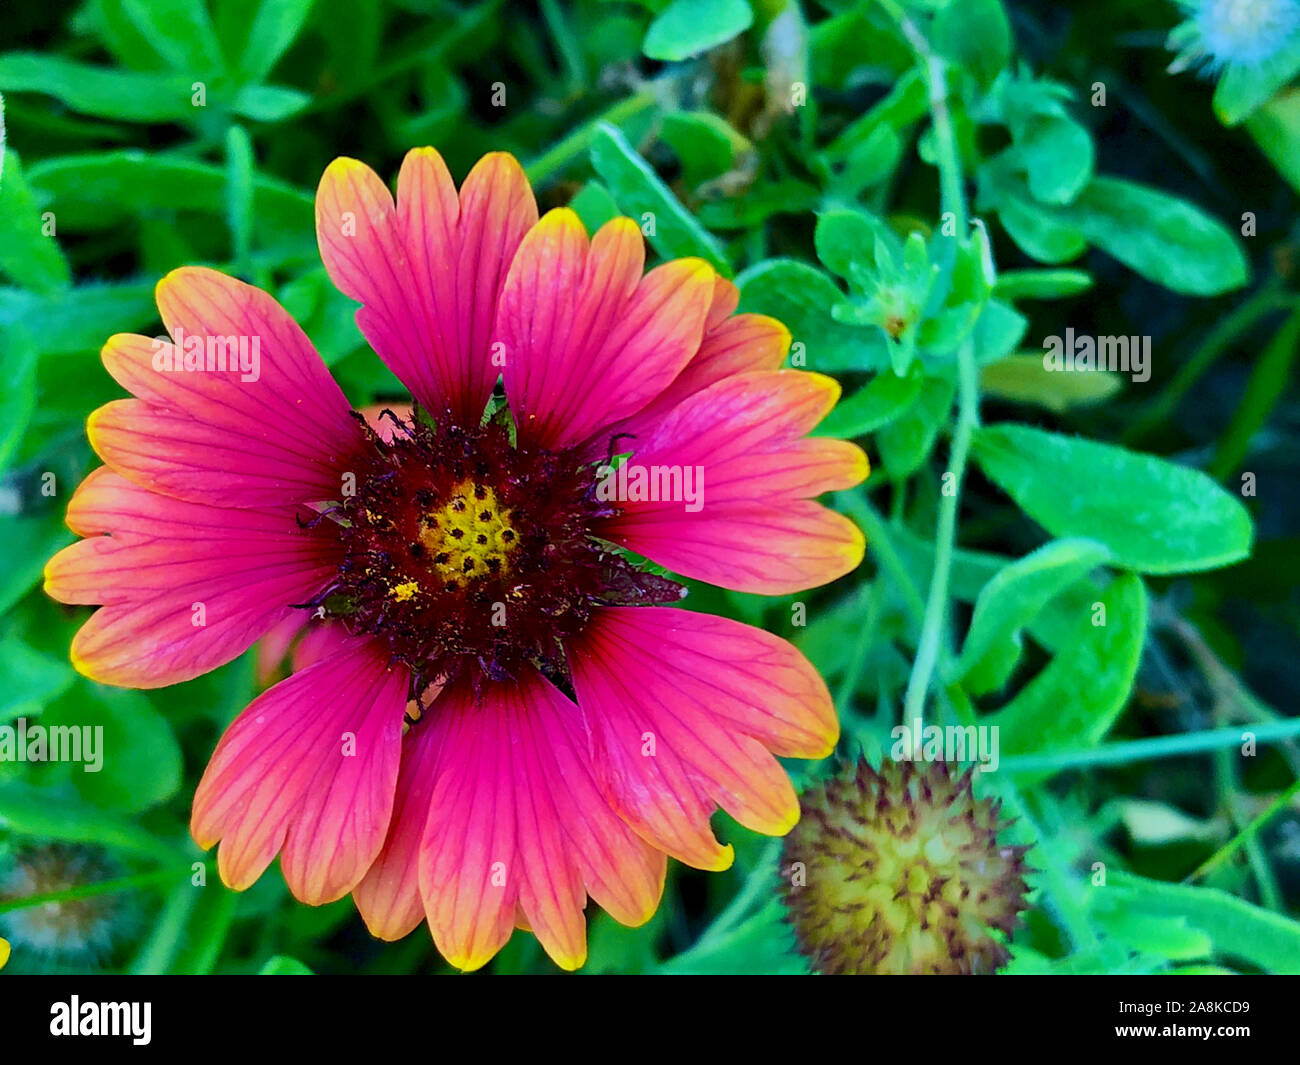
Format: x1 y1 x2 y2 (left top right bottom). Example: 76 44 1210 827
44 148 868 970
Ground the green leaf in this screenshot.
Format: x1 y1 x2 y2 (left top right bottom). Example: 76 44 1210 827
1213 35 1300 126
1246 88 1300 195
0 54 197 122
232 0 318 84
969 299 1027 364
996 193 1086 262
934 0 1011 87
980 353 1123 412
225 124 255 266
0 151 70 293
0 281 158 356
813 208 894 281
1017 114 1093 205
1113 798 1222 846
27 153 312 252
1090 904 1214 962
660 111 749 188
829 125 902 198
876 374 954 479
0 781 178 863
568 181 621 234
0 326 38 470
1065 177 1249 296
232 83 311 122
986 571 1147 761
737 259 889 371
823 69 926 162
120 0 226 75
814 365 923 438
588 124 730 275
259 954 315 975
972 423 1254 574
44 681 183 814
643 0 753 63
657 900 808 975
0 638 75 723
696 177 820 229
993 268 1092 301
1099 871 1300 974
1209 304 1300 479
956 538 1111 693
0 509 73 617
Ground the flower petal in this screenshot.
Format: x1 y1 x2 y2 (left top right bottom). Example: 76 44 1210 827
570 609 806 856
610 370 869 508
568 625 738 871
416 671 664 970
498 209 716 449
416 681 519 971
93 268 367 507
255 612 310 686
352 712 448 941
316 150 537 423
613 284 790 442
576 607 837 759
191 636 407 903
602 498 864 595
44 467 338 688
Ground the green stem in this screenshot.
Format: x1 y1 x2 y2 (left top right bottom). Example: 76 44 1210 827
0 866 190 915
1122 284 1291 446
524 91 658 186
692 838 783 949
835 490 926 624
836 582 881 711
999 717 1300 775
1214 747 1284 910
879 1 982 729
1187 776 1300 887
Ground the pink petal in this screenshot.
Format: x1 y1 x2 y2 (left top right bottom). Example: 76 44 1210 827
291 620 354 672
415 671 664 970
497 209 716 449
575 607 837 759
316 150 537 423
192 636 408 903
255 612 309 686
602 498 865 596
609 370 869 508
352 712 448 941
568 608 836 866
416 680 519 970
44 467 339 688
94 268 368 507
612 283 790 442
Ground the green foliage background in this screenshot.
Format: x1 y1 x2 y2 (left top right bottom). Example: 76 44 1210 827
1 0 1299 975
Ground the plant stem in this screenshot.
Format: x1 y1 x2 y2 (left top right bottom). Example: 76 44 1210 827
0 866 191 915
1186 776 1300 887
998 717 1300 775
879 1 982 729
1122 284 1292 446
524 91 658 186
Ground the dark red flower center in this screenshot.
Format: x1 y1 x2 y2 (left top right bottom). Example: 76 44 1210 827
304 407 684 695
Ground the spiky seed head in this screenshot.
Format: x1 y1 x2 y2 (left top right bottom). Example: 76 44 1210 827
780 758 1031 975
